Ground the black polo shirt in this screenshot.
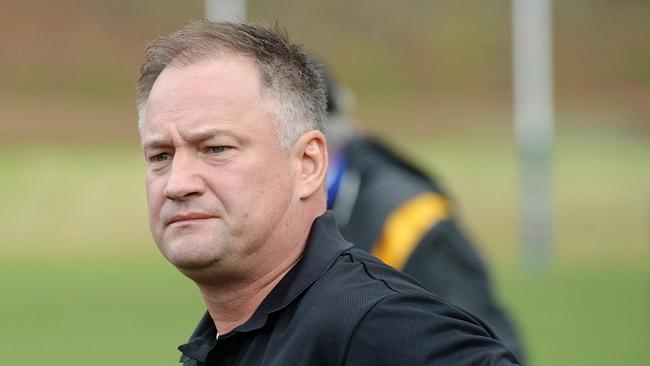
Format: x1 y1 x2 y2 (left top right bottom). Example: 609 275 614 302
178 212 519 365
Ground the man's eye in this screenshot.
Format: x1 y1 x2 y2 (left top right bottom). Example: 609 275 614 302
150 153 171 162
208 146 229 154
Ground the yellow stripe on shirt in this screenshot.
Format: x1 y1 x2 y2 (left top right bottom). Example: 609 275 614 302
372 192 451 270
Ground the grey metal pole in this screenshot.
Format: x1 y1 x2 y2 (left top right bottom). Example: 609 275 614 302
512 0 554 273
205 0 246 22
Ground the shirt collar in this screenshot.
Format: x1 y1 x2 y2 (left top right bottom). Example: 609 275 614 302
179 211 352 360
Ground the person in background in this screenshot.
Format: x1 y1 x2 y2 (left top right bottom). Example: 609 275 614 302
323 68 526 361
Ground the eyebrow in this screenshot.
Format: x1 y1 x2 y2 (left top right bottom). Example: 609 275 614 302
181 126 239 143
142 126 243 151
141 138 169 151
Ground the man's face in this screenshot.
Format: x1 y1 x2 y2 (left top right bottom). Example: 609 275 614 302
140 56 298 273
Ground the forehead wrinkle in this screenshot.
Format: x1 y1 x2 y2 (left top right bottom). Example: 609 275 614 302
147 90 264 128
178 125 243 144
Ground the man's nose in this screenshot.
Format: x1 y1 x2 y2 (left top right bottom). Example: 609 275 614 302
163 150 206 200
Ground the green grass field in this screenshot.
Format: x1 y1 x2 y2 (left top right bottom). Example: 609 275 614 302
1 130 648 365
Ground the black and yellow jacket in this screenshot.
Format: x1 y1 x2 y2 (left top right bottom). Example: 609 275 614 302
330 137 526 361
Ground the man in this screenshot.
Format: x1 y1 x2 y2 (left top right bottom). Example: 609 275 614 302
323 72 526 360
137 20 520 365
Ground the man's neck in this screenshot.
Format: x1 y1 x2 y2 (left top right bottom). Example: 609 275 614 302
195 248 304 334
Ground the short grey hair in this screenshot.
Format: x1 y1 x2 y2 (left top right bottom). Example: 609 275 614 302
137 20 327 150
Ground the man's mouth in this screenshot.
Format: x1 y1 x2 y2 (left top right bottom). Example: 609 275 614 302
167 213 217 225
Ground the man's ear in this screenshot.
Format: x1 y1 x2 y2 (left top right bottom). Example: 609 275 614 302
293 130 328 200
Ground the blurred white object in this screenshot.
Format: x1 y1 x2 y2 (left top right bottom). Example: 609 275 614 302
513 0 554 273
205 0 246 22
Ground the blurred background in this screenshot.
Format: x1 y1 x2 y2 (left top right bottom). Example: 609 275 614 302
1 0 648 364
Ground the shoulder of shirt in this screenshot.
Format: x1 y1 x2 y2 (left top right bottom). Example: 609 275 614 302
311 245 448 305
293 245 497 338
